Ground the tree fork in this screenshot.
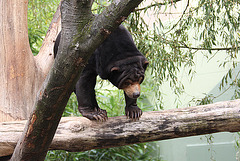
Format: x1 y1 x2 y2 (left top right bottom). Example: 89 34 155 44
1 99 240 157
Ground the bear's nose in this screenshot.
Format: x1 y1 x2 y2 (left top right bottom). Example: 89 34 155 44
133 91 140 98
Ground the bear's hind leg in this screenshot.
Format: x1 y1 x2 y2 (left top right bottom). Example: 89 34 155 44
75 69 107 121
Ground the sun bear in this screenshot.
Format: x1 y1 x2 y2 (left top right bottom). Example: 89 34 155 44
54 25 148 121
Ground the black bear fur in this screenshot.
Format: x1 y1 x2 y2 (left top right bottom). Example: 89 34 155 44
54 25 148 121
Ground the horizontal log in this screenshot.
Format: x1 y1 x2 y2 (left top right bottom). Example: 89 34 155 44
1 99 240 157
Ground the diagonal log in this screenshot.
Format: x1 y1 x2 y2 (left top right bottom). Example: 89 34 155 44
1 99 240 157
11 0 145 160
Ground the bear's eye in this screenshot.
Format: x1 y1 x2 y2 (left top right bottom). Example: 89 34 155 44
124 80 132 86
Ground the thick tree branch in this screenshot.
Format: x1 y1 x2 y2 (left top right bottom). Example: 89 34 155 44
11 0 144 160
1 99 240 157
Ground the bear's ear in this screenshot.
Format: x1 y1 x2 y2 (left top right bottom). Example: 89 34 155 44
143 60 149 70
110 67 120 72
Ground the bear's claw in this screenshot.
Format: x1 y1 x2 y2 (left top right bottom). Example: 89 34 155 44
78 106 108 121
125 105 142 120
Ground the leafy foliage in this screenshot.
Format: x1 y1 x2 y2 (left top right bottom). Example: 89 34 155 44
28 0 60 55
125 0 240 106
46 142 161 161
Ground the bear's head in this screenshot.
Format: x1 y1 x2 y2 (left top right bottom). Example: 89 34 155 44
108 56 149 99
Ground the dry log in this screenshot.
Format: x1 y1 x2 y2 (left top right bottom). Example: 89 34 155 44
1 99 240 157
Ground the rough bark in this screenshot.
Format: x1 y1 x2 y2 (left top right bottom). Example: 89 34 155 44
1 99 240 157
0 0 60 122
11 0 144 160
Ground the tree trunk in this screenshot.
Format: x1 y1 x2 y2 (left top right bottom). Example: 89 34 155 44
0 0 60 122
1 99 240 157
0 0 39 122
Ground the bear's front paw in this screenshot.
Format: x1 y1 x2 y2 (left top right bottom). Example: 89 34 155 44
125 105 142 120
78 106 108 121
